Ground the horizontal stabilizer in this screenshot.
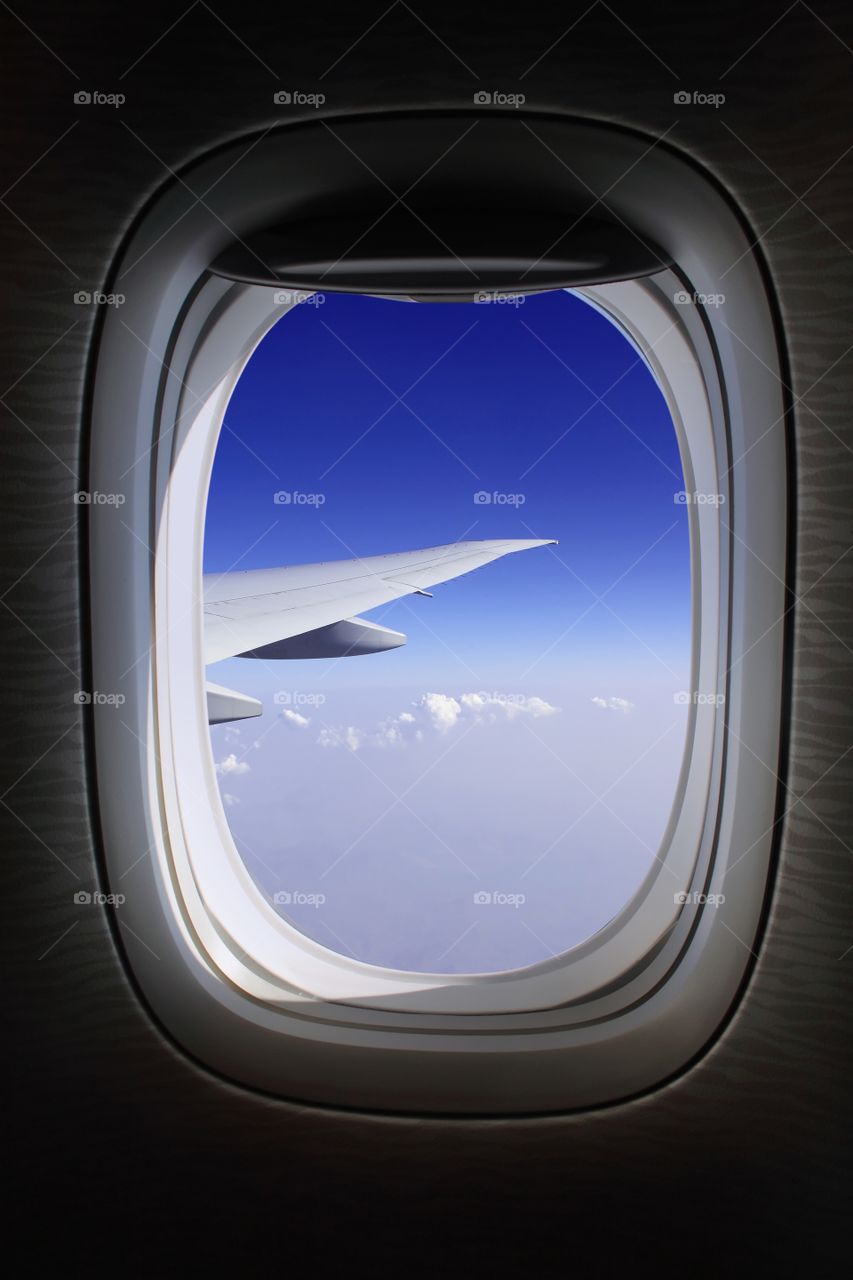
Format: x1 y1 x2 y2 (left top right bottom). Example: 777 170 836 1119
239 615 407 660
206 680 263 725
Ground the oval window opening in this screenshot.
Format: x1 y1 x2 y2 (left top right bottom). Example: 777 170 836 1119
203 288 691 975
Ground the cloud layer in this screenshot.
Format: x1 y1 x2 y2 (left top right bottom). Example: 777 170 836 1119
318 690 560 751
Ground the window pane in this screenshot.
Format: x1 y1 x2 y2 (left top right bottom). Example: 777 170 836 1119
204 289 690 974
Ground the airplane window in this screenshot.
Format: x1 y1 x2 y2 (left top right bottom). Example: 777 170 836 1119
88 115 787 1107
203 289 691 974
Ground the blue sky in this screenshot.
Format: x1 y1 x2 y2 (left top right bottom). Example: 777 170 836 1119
205 288 691 974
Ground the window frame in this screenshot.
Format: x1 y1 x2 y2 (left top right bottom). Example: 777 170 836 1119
87 113 788 1112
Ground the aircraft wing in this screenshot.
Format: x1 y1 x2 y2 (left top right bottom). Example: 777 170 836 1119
203 538 555 666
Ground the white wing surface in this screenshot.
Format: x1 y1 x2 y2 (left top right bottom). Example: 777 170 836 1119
203 538 555 666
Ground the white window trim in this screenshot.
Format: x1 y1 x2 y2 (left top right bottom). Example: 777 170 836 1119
154 274 719 1015
88 117 787 1111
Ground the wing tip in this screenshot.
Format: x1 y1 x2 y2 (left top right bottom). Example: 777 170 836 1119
512 537 558 550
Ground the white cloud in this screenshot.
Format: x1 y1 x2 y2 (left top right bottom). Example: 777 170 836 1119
318 691 561 750
215 752 251 776
421 692 462 734
460 692 558 722
223 792 240 807
318 725 365 751
280 708 310 729
523 695 560 718
591 695 634 713
377 720 407 748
